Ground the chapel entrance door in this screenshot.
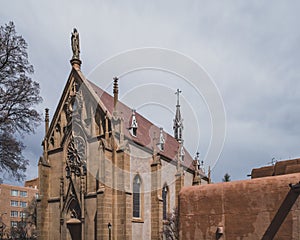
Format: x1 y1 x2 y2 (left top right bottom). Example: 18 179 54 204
67 219 81 240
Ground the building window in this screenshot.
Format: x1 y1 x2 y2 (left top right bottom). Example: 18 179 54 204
20 202 27 208
162 185 168 220
11 200 18 207
11 190 18 196
20 212 26 218
11 221 18 227
11 211 18 218
20 191 27 197
133 175 142 218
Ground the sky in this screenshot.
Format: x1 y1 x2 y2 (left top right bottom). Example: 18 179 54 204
1 1 300 184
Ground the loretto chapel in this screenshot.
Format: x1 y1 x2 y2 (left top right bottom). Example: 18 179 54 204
36 29 208 240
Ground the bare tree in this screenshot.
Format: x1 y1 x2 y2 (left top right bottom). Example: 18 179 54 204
162 207 179 240
0 21 42 181
23 198 37 239
23 198 37 226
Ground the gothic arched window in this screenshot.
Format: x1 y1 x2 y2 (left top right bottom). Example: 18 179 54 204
133 175 142 218
162 185 168 220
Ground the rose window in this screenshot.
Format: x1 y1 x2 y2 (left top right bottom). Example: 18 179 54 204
67 137 86 166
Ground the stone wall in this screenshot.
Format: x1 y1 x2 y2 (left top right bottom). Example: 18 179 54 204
179 172 300 240
130 144 195 239
130 144 152 239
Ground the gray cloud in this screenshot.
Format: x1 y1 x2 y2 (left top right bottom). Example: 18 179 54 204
1 0 300 183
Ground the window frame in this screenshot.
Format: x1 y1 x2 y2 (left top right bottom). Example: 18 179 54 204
10 211 18 218
10 200 18 207
20 201 27 208
20 191 28 197
11 221 18 227
162 184 169 220
132 174 143 221
11 190 19 197
20 212 27 218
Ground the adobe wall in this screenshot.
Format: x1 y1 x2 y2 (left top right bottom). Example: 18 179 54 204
179 172 300 240
252 158 300 178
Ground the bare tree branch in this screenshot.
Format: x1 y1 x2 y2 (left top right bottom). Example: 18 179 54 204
162 208 179 240
0 21 42 181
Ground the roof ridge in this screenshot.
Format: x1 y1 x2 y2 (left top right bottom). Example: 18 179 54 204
86 78 197 172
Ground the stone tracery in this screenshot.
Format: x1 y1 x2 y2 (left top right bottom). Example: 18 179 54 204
66 136 86 177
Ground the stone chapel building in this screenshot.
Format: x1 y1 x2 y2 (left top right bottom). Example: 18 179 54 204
37 29 207 240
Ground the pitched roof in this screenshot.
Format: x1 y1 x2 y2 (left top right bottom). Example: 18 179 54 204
86 79 198 172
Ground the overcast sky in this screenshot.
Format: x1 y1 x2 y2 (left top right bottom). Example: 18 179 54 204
1 1 300 184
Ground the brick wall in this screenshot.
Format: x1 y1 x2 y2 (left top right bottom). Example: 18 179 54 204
0 183 38 237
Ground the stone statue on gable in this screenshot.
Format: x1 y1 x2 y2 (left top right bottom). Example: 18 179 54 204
71 28 80 60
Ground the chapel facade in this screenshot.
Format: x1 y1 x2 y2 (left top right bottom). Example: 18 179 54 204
37 29 207 240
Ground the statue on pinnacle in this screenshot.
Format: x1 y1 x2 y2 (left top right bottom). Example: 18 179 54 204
71 28 80 60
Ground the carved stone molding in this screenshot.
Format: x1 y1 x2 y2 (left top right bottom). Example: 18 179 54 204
66 136 87 177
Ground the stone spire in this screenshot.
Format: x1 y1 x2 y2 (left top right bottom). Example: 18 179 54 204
42 108 49 164
173 89 183 142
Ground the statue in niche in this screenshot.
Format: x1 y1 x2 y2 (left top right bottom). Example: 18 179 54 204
71 28 80 60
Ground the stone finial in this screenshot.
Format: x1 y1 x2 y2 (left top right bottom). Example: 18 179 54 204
45 108 49 136
157 127 165 151
195 152 200 169
192 151 202 185
113 77 119 109
152 132 158 156
208 166 211 184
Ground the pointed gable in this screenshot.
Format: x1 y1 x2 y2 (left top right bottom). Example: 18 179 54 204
44 64 202 173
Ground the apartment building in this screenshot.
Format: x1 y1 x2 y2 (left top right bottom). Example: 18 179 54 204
0 182 38 236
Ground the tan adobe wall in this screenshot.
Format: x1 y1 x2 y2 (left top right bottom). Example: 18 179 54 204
179 172 300 240
252 158 300 178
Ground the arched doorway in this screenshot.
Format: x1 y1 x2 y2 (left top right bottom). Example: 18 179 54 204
66 198 81 240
